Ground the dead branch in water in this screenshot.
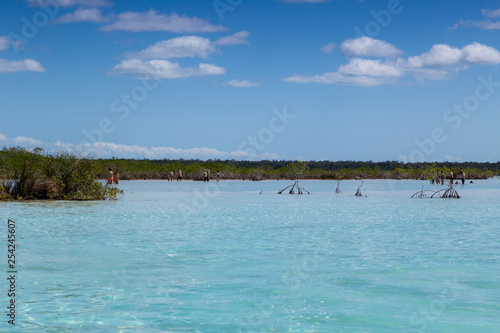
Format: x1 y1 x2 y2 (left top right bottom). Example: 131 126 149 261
278 180 310 195
411 186 436 198
412 181 461 199
355 181 365 197
431 182 460 199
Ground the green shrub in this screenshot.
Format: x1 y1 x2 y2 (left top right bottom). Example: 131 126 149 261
0 147 123 201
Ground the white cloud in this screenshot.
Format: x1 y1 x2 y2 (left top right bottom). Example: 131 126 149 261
285 41 500 86
226 80 261 87
405 44 462 68
125 32 249 60
451 8 500 30
214 31 250 46
100 9 226 33
0 133 283 160
284 72 394 87
118 33 248 79
13 136 43 146
0 59 45 73
110 59 225 79
55 7 109 23
452 19 500 30
461 42 500 64
26 0 112 7
321 42 336 54
126 36 215 60
481 8 500 19
61 142 283 160
406 42 500 69
338 58 403 77
341 37 403 57
0 36 9 51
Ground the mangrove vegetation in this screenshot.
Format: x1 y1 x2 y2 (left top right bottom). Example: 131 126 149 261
0 147 123 201
1 146 498 201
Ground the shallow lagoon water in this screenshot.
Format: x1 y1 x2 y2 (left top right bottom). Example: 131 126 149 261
1 179 500 332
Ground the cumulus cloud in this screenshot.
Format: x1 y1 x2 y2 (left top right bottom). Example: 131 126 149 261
117 32 249 80
0 36 10 51
26 0 112 7
341 37 403 57
100 9 226 33
406 42 500 68
0 133 282 160
285 60 399 86
54 7 109 23
110 59 225 79
126 36 216 60
0 59 45 73
285 39 500 86
338 58 403 77
451 8 500 30
125 32 249 60
226 80 261 87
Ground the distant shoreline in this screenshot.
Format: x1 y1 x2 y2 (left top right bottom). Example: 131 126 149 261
1 148 497 201
94 159 497 182
101 176 491 181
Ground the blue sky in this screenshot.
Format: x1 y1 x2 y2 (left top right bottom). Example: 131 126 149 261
1 0 500 162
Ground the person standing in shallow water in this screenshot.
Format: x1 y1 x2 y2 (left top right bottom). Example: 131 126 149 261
177 169 182 181
114 170 119 184
450 171 454 185
108 168 114 185
461 170 466 185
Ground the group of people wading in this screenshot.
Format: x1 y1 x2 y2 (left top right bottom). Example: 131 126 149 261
107 168 221 183
167 170 183 181
431 170 467 185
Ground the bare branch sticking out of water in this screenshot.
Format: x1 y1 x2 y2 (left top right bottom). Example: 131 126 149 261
355 181 365 197
278 180 310 195
432 182 461 199
335 180 342 194
411 186 436 198
412 181 461 199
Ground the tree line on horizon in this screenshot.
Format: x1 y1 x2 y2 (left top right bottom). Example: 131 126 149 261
96 157 497 181
1 147 497 200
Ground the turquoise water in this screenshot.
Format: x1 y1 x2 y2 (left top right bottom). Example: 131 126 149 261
1 179 500 332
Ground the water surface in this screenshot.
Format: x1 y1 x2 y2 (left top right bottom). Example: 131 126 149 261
1 179 499 332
